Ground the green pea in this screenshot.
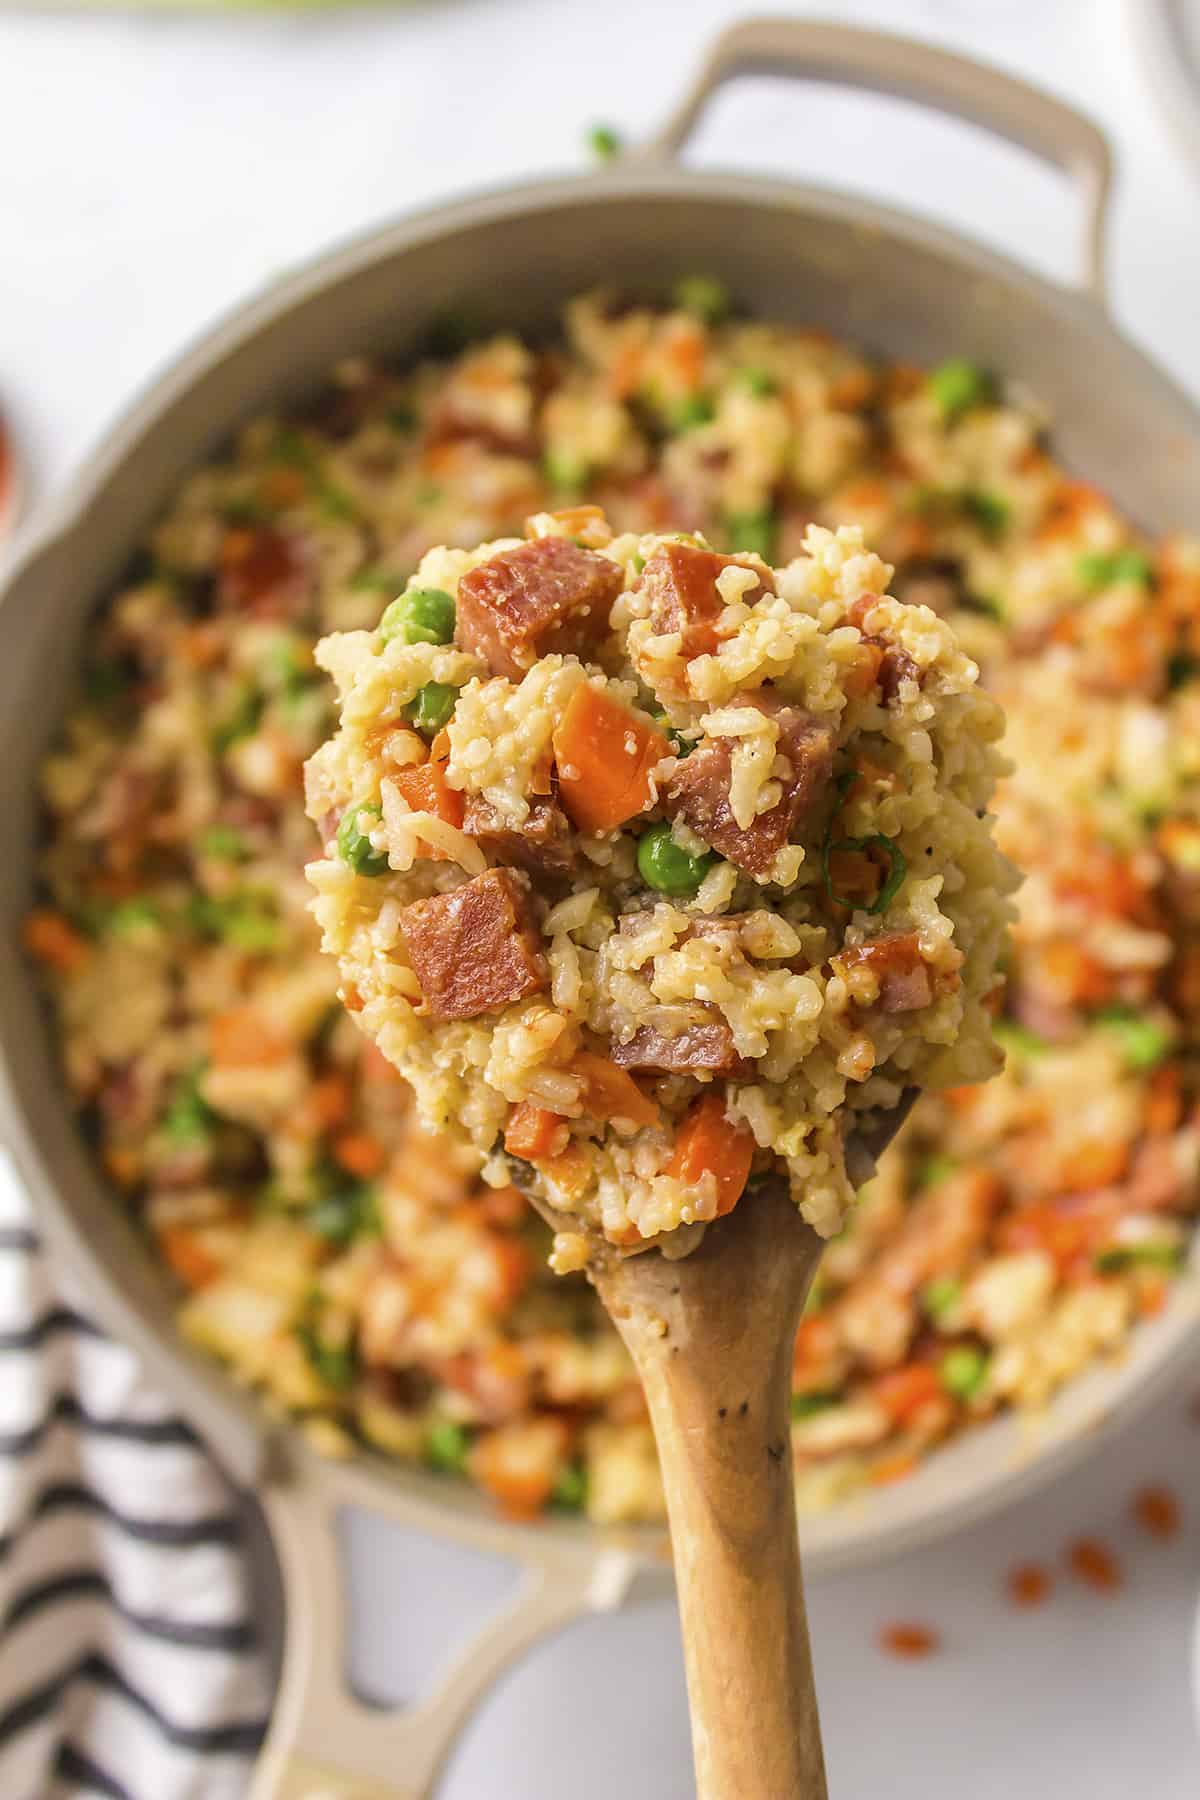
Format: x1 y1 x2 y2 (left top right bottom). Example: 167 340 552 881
199 824 248 862
739 366 776 397
940 1344 990 1400
379 587 456 647
1094 1006 1171 1072
791 1391 840 1420
673 274 730 325
187 890 282 951
295 1316 357 1391
543 447 588 493
917 1155 958 1190
586 122 622 162
551 1462 589 1511
929 357 994 421
404 682 458 736
108 897 161 939
993 1019 1048 1061
310 1179 379 1245
1076 548 1154 592
668 394 716 434
636 822 715 897
921 1276 962 1325
162 1066 216 1146
425 1420 471 1473
726 508 777 562
962 490 1010 540
337 802 389 876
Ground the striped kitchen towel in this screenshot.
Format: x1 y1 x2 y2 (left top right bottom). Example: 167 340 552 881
0 1151 272 1800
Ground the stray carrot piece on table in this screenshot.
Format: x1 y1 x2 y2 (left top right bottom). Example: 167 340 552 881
505 1102 569 1163
1007 1563 1053 1608
23 909 89 974
879 1623 940 1659
552 685 670 834
666 1091 754 1218
1132 1485 1181 1541
1066 1537 1122 1592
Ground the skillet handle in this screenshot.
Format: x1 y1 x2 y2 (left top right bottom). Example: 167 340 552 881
642 16 1113 302
248 1459 637 1800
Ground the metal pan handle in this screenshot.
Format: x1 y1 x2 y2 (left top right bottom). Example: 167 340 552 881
641 16 1113 302
249 1455 638 1800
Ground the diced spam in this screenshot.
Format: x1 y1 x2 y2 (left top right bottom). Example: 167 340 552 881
663 690 834 878
835 932 932 1012
399 868 548 1020
463 793 576 879
455 536 622 678
639 542 775 658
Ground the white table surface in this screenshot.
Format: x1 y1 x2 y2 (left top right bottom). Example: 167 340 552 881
4 0 1199 1794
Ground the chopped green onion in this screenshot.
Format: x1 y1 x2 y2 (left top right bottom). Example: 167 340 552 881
543 447 589 494
425 1420 471 1473
1076 547 1154 592
939 1344 989 1400
404 682 458 737
630 553 646 576
212 683 263 754
108 897 161 938
270 429 355 521
336 802 389 876
551 1461 589 1510
791 1391 841 1419
822 834 907 914
928 358 994 422
1094 1242 1184 1274
586 123 622 162
725 507 777 562
1094 1006 1171 1071
295 1309 358 1390
188 890 282 951
921 1276 962 1325
672 274 730 326
309 1178 379 1246
917 1155 958 1189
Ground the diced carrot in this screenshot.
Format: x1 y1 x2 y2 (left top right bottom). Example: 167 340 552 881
1138 1275 1169 1318
179 622 225 669
1037 478 1109 541
388 759 465 859
1132 1484 1180 1540
1007 1564 1053 1608
552 685 670 834
886 516 935 563
1033 940 1113 1006
159 1225 221 1290
533 1142 593 1206
525 504 609 546
471 1417 570 1521
1066 1537 1122 1592
487 1236 533 1308
1145 1064 1183 1136
478 1184 528 1228
879 1622 940 1659
843 641 885 698
309 1072 353 1131
793 1314 838 1378
570 1052 659 1134
332 1130 386 1179
23 909 89 974
1058 1137 1129 1193
103 1146 141 1188
666 1091 755 1218
828 366 875 411
869 1452 918 1487
210 1006 292 1068
609 342 645 399
428 728 452 763
871 1363 943 1426
505 1103 569 1162
664 322 706 388
342 983 365 1014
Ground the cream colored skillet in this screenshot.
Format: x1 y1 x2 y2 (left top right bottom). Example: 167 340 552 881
1 20 1199 1799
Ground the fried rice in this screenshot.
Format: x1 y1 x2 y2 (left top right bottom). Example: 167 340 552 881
26 284 1200 1521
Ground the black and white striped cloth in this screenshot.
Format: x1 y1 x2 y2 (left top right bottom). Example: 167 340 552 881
0 1151 271 1800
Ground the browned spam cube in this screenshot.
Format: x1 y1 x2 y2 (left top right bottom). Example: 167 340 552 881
398 868 548 1020
455 536 623 679
664 691 834 879
462 793 576 879
639 542 775 660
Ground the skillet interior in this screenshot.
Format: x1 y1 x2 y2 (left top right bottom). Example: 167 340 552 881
2 169 1198 1569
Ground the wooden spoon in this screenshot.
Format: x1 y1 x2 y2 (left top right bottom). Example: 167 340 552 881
516 1091 915 1800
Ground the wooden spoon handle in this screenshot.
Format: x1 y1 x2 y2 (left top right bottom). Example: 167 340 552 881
635 1325 826 1800
599 1194 828 1800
